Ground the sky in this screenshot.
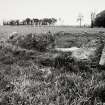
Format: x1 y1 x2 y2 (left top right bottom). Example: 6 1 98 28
0 0 105 25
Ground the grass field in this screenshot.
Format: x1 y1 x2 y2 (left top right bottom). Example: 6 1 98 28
0 26 105 105
0 25 105 38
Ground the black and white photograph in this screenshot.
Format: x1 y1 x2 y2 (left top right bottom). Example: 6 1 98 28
0 0 105 105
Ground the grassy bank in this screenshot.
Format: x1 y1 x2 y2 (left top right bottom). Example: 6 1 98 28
0 28 105 105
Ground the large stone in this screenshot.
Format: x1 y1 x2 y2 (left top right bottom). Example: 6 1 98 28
99 46 105 66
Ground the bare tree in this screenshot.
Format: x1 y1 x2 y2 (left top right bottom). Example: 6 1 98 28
77 13 84 27
91 12 96 28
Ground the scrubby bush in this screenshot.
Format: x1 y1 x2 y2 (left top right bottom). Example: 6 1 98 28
93 10 105 27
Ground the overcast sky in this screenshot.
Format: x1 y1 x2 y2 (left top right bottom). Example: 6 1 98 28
0 0 105 25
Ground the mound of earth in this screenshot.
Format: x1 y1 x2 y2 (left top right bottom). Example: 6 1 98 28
5 31 105 70
8 32 55 52
40 36 105 71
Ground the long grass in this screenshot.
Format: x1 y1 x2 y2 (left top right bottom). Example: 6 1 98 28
0 30 105 105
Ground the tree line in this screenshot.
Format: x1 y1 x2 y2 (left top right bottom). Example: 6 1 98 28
3 18 57 26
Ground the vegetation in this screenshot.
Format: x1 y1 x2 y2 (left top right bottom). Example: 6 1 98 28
3 18 57 26
90 12 96 28
0 26 105 105
93 10 105 27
